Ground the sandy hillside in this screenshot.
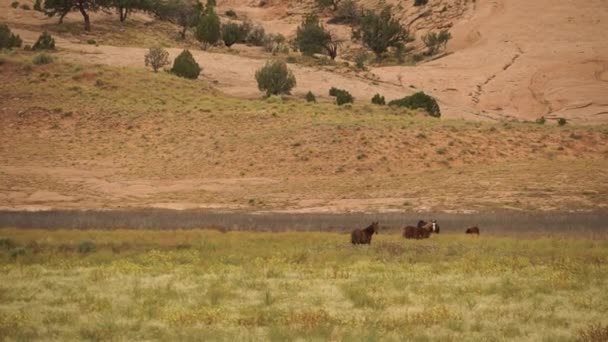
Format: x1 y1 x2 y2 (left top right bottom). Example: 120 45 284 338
216 0 608 123
2 0 607 122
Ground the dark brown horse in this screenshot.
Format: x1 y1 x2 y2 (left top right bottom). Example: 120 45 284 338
402 225 416 239
465 226 480 235
415 225 431 239
351 221 379 245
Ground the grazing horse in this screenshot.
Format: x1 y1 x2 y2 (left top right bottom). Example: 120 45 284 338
351 221 379 245
465 226 480 235
415 219 440 237
402 225 416 239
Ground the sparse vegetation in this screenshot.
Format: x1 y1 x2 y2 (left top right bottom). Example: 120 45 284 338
263 33 288 55
295 14 342 60
11 1 20 8
148 0 203 39
0 24 22 49
33 31 55 50
414 0 428 5
353 6 411 60
255 60 296 96
536 116 546 125
225 9 237 18
354 50 367 69
372 93 385 105
20 3 31 10
329 87 353 105
422 30 452 56
195 6 220 48
306 91 317 103
170 49 201 79
221 22 240 48
316 0 341 11
36 0 101 31
327 0 360 25
558 118 567 126
144 46 170 72
389 91 441 117
32 53 54 65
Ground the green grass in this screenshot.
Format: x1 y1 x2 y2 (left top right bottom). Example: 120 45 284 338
0 229 607 340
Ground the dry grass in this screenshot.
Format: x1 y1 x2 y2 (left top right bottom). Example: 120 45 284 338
0 228 607 341
1 52 607 212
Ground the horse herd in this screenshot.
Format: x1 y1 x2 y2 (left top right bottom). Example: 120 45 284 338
351 220 480 245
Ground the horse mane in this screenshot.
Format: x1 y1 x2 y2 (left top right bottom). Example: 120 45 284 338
363 223 376 234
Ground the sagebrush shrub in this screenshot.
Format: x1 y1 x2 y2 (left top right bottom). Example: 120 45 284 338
33 31 55 50
78 240 96 254
329 87 353 105
389 91 441 117
255 60 296 96
0 237 16 249
558 118 567 126
305 91 316 103
145 46 170 72
171 50 201 79
371 93 385 105
221 22 240 47
32 53 53 65
0 24 23 49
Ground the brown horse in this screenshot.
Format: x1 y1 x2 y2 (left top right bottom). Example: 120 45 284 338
465 226 480 235
415 225 431 239
402 225 416 239
351 221 379 245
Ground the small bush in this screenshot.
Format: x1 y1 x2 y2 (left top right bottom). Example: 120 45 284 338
305 91 316 103
558 118 567 126
33 31 55 50
78 240 96 254
255 60 296 96
11 1 19 8
221 22 240 47
33 53 53 64
247 25 266 46
86 39 96 45
414 0 428 6
329 87 353 105
171 49 201 79
145 46 170 72
536 116 546 125
354 51 366 70
9 247 26 259
0 237 16 249
20 3 31 10
0 24 23 49
371 93 385 105
389 91 441 117
225 9 237 18
328 0 360 25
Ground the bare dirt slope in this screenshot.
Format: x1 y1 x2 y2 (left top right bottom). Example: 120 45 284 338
217 0 608 123
3 0 607 122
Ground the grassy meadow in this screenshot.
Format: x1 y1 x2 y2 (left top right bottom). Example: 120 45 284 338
1 228 607 341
